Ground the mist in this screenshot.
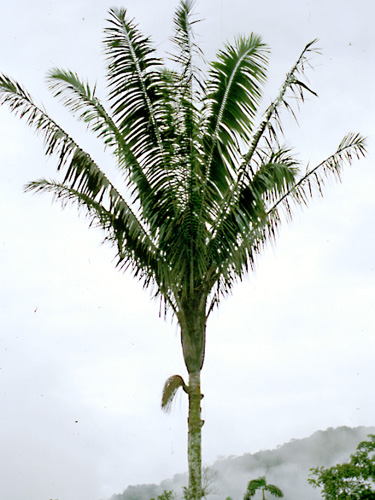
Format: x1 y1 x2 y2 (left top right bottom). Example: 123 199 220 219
110 427 375 500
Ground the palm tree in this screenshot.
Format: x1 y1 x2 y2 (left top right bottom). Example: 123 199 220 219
244 476 284 500
0 1 366 499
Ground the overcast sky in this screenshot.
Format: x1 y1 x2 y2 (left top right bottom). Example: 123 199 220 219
1 1 375 500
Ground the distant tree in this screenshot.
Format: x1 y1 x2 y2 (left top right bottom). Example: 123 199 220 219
183 467 217 499
244 476 283 500
0 1 367 499
309 434 375 500
151 490 176 500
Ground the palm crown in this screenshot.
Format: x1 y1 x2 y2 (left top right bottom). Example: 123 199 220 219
0 2 365 335
244 476 284 500
0 1 367 498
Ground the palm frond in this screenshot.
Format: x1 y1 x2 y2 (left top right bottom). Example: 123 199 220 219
203 35 269 191
264 485 284 498
206 133 366 308
246 477 267 497
153 2 210 300
104 8 165 168
47 69 114 145
169 0 202 155
170 0 202 71
0 75 112 200
104 9 190 235
205 147 300 293
267 132 367 224
243 39 319 173
201 40 322 304
46 69 162 224
244 477 283 500
206 40 318 255
0 75 178 291
161 374 188 412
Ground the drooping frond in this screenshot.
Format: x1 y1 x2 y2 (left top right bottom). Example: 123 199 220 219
267 132 367 227
0 75 169 290
0 75 108 184
47 69 116 147
264 485 284 498
24 179 162 286
205 131 366 309
46 68 161 223
161 374 188 412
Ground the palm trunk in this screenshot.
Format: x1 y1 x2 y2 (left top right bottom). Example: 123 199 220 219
187 371 203 500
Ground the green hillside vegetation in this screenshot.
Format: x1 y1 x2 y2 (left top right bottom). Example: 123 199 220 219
309 434 375 500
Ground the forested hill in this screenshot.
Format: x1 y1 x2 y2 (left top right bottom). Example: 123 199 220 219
109 426 375 500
